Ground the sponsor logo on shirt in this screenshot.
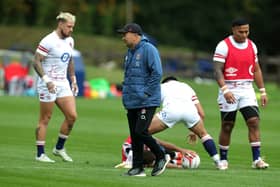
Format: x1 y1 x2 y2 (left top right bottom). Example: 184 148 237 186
61 53 70 63
225 67 238 77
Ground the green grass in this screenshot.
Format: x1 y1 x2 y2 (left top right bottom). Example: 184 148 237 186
0 81 279 187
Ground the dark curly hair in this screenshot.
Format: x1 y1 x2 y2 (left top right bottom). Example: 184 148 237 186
161 76 178 84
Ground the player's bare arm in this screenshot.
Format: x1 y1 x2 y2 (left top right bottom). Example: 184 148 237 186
254 63 265 90
213 61 236 103
67 57 75 78
33 52 46 77
186 103 204 143
254 63 268 106
156 138 196 155
213 61 226 87
68 58 78 96
33 52 56 93
195 102 205 120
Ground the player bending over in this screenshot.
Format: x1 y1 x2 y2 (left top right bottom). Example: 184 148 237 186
148 76 226 170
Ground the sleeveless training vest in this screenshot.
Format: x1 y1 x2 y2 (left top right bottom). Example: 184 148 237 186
223 37 255 81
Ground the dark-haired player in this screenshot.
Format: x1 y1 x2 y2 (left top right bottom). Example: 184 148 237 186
213 18 269 169
148 76 226 170
115 136 196 169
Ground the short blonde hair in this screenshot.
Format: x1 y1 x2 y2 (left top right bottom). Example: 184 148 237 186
56 12 76 23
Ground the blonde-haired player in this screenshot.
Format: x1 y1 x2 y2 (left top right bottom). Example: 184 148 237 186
33 12 78 162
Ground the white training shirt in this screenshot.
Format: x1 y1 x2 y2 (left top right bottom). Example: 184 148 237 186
157 80 200 128
213 35 258 63
36 31 74 85
161 80 199 108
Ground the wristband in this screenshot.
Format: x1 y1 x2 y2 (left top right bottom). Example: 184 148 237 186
42 75 51 83
261 92 267 96
221 85 228 91
223 89 230 95
259 88 266 92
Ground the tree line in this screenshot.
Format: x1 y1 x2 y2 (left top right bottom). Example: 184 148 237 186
0 0 279 55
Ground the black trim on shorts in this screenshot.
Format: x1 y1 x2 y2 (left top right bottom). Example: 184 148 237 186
221 111 237 122
240 106 259 121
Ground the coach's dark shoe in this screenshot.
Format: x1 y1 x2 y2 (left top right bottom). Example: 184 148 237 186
123 168 146 177
151 155 170 176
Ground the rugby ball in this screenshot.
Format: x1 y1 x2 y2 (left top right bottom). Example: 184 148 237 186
182 153 200 169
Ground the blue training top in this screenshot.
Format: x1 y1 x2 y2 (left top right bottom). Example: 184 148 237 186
122 36 162 109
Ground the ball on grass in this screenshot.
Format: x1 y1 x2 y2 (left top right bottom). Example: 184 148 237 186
182 153 200 169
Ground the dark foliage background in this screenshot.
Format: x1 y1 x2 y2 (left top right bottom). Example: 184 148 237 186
0 0 279 55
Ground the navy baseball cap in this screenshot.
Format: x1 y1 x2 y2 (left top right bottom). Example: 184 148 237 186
117 23 143 35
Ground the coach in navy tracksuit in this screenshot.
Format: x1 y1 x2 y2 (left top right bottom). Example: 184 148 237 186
117 23 169 177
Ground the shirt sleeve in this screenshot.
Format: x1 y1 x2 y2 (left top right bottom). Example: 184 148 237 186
213 40 228 63
36 36 51 56
251 41 258 63
189 86 199 104
67 37 75 50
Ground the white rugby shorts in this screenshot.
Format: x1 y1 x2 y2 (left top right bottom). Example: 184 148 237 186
156 103 200 129
37 82 73 102
217 84 258 112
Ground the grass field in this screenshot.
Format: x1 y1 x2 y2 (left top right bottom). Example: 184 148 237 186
0 81 279 187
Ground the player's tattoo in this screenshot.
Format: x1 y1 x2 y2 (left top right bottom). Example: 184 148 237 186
67 59 75 77
33 52 46 78
213 62 225 80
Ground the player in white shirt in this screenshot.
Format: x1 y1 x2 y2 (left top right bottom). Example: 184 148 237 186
148 76 226 170
33 12 78 163
213 18 269 169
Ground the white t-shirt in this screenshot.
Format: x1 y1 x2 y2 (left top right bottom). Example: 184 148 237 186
161 80 199 107
157 80 200 128
36 31 74 85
